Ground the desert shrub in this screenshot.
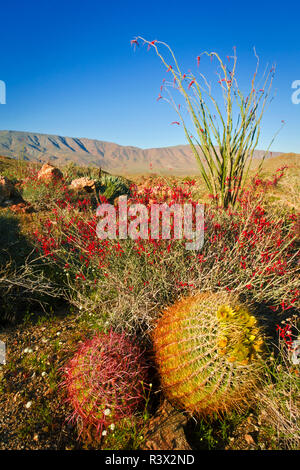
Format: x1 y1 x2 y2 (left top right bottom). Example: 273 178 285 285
256 316 300 450
95 174 132 202
31 177 299 336
62 162 105 183
0 212 34 266
21 173 70 210
61 329 150 443
0 261 61 324
133 37 278 208
152 291 264 417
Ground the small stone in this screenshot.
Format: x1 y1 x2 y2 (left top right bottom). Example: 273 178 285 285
244 433 255 446
25 401 32 409
23 348 33 354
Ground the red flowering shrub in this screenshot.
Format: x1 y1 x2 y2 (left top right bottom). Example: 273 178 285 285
61 329 150 442
21 169 71 210
32 176 299 334
252 166 289 189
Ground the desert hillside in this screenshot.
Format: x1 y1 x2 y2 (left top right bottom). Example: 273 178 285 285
0 130 287 175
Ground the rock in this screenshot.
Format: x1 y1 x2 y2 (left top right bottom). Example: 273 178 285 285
0 176 24 206
141 399 191 451
9 202 35 214
244 433 255 446
69 177 96 192
37 163 63 182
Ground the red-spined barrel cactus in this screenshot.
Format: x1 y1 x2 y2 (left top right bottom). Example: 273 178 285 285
152 291 264 417
62 329 150 440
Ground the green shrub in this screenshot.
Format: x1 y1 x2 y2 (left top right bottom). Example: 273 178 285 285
96 174 131 202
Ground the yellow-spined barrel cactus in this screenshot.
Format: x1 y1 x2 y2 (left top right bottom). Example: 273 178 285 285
152 291 264 417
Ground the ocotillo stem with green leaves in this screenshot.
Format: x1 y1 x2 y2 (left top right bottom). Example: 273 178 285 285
134 37 281 208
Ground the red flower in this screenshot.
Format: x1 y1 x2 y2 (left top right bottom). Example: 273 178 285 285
147 40 157 51
130 38 139 51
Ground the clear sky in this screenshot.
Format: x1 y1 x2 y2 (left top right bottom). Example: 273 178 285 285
0 0 299 152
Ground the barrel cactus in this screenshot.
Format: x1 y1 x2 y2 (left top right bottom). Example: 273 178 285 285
152 291 264 417
62 329 150 441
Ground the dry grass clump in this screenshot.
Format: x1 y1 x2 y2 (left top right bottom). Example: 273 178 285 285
0 260 61 323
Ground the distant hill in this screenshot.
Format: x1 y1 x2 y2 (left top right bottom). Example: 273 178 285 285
0 130 287 175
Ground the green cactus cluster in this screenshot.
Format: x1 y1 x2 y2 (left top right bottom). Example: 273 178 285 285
152 291 264 417
96 174 131 202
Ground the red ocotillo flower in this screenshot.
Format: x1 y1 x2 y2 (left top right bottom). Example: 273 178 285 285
197 56 200 67
188 80 195 89
147 40 157 51
171 121 180 125
166 65 172 72
130 38 139 50
156 94 163 101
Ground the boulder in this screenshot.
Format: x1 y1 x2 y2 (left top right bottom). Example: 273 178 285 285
37 163 63 182
9 202 35 214
0 176 24 206
69 177 96 192
141 399 191 450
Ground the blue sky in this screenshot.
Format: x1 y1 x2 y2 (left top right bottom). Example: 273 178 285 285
0 0 299 152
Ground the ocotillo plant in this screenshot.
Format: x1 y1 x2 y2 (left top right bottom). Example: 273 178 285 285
131 37 280 209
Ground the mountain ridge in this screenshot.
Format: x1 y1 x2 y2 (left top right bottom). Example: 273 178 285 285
0 130 286 175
